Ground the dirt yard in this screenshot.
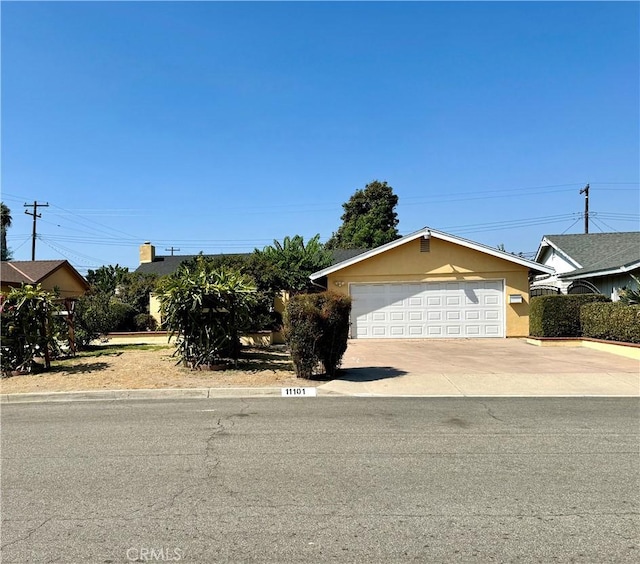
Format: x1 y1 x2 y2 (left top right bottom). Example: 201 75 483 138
0 346 319 395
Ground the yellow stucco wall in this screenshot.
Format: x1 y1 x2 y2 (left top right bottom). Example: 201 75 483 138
41 269 87 299
327 237 531 337
1 269 87 299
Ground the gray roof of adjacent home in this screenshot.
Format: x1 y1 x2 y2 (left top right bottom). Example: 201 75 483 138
135 254 249 276
134 249 368 277
536 232 640 278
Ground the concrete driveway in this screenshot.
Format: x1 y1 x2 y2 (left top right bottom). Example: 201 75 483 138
319 339 640 397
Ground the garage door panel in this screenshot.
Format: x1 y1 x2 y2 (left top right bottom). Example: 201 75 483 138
351 281 504 339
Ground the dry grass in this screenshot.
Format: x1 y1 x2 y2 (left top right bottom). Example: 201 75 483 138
0 346 320 394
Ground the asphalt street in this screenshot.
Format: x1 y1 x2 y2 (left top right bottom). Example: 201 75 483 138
1 398 638 563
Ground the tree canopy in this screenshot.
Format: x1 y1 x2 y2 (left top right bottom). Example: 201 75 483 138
325 180 400 250
1 202 13 261
249 234 333 295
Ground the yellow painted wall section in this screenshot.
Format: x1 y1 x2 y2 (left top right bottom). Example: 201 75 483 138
1 271 86 299
150 293 162 325
41 269 87 298
327 237 532 337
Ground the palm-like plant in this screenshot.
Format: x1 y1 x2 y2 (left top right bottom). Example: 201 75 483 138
619 275 640 305
1 284 60 373
251 234 333 295
1 202 12 261
157 257 256 367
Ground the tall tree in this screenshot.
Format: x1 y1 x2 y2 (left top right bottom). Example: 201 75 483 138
1 202 13 261
326 180 400 249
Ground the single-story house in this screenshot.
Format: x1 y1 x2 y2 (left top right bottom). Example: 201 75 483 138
0 260 89 299
310 227 554 339
531 232 640 300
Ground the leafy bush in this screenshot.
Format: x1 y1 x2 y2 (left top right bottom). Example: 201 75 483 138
157 258 256 367
529 294 611 338
581 302 640 343
1 284 61 373
133 313 158 331
283 295 323 378
284 292 351 378
74 293 117 348
110 301 137 331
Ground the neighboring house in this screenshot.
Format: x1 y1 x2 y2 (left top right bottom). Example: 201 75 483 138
310 227 554 339
0 260 89 299
531 232 640 300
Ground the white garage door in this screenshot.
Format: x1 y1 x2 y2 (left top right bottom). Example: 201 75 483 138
350 281 504 339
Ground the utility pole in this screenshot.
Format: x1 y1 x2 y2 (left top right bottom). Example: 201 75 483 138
24 201 49 260
579 184 589 234
165 246 180 256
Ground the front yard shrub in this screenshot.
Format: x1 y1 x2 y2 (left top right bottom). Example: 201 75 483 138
529 294 611 338
581 302 640 344
74 293 118 348
157 258 256 368
284 292 351 378
1 284 61 374
109 301 137 331
133 313 158 331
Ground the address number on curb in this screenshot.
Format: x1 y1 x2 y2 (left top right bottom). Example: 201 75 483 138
281 387 317 397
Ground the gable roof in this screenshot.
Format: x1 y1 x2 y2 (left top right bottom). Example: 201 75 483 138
535 232 640 278
310 227 554 280
1 260 89 289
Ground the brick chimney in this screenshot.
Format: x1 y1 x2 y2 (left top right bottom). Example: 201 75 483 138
139 241 156 264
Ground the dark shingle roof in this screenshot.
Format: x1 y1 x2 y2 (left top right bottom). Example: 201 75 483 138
135 254 249 276
135 249 369 277
330 249 369 265
2 260 66 284
542 232 640 276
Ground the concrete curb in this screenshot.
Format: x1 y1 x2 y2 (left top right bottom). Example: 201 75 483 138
0 387 346 404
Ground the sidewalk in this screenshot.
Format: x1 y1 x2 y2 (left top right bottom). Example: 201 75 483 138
2 371 637 403
1 339 638 403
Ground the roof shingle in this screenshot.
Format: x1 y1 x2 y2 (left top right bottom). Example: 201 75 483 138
541 232 640 276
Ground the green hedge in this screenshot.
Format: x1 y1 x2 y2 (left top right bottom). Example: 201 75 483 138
284 292 351 378
529 294 611 338
581 302 640 344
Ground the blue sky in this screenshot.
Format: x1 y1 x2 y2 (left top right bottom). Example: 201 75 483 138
2 1 638 274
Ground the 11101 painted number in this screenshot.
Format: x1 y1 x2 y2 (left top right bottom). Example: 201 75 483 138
281 387 317 397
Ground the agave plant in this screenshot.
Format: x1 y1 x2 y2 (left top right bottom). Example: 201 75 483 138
619 274 640 305
157 257 256 368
